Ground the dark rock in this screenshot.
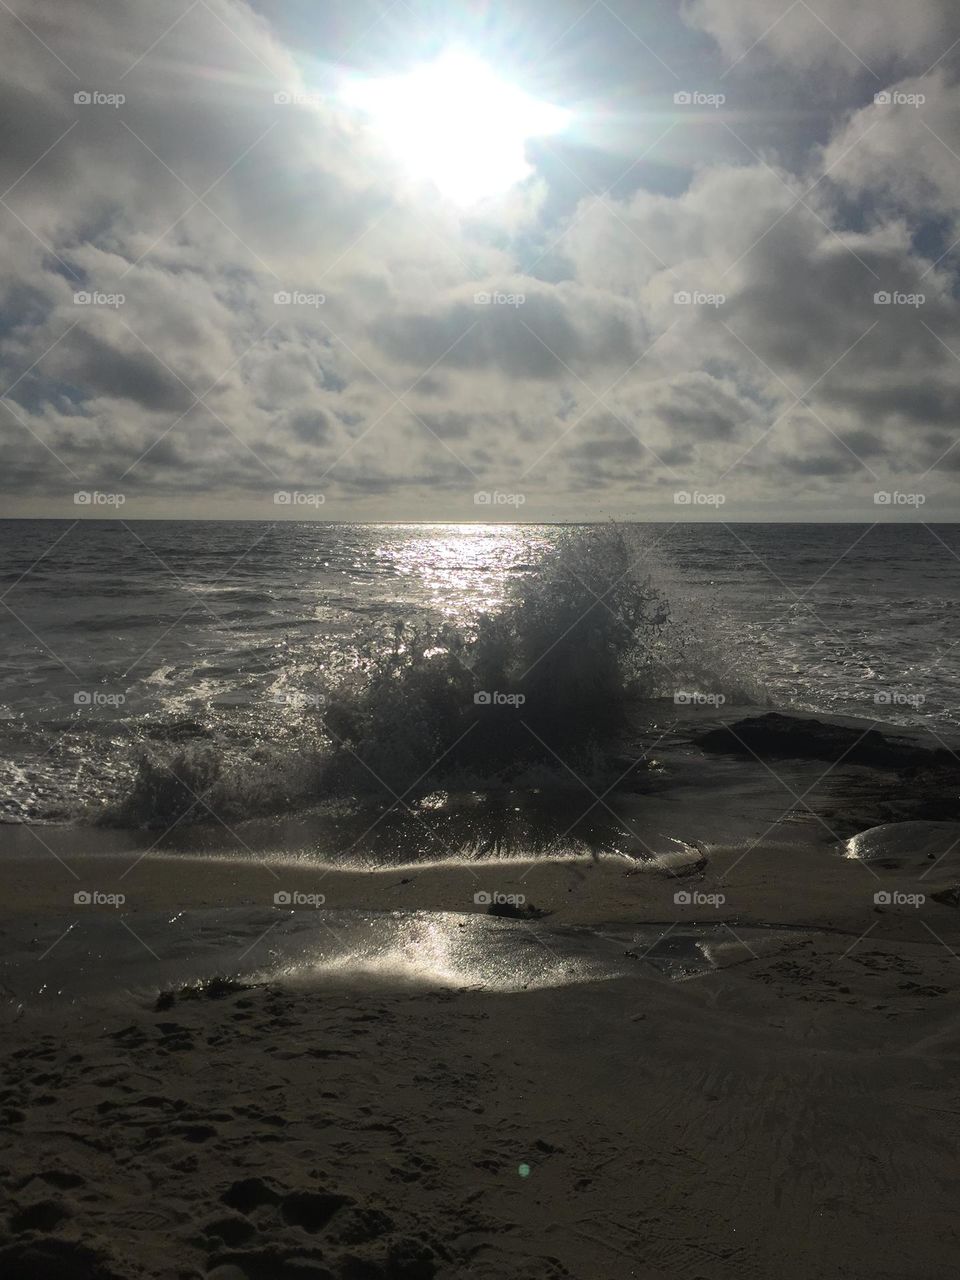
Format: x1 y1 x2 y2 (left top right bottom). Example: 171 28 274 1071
696 712 950 770
182 976 253 1001
156 976 254 1012
486 901 550 920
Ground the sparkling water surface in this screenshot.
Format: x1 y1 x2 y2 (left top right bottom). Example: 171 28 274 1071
1 520 958 821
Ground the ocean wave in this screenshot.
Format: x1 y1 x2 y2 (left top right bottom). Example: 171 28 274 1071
101 525 760 830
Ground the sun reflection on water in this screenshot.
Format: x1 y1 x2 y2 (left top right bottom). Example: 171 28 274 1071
263 910 627 993
373 524 553 622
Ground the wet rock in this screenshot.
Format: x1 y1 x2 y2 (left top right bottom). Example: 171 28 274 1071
486 901 550 920
696 712 949 770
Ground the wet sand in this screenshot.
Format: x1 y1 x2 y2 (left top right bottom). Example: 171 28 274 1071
2 818 960 1278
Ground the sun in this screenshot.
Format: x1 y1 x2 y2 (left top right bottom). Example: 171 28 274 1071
342 49 570 205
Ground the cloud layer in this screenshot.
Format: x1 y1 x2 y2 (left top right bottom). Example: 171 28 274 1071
2 0 960 519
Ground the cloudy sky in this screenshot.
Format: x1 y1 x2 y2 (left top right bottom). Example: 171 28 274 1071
3 0 960 520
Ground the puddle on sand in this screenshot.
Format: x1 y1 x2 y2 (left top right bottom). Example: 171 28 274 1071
0 908 812 1019
257 910 633 992
0 908 630 1013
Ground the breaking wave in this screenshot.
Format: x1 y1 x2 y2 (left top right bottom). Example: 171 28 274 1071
101 524 761 829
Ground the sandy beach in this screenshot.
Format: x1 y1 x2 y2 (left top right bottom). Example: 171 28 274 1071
3 813 960 1279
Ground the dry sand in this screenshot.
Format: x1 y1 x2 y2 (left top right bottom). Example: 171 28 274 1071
2 827 960 1278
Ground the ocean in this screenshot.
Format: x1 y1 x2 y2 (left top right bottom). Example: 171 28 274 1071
1 519 958 826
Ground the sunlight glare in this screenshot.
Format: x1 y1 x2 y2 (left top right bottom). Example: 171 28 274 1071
342 49 570 204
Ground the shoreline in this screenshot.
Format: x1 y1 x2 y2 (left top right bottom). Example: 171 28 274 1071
4 816 960 937
3 708 960 1276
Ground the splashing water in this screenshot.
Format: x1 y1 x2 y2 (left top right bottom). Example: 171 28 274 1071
102 524 756 829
